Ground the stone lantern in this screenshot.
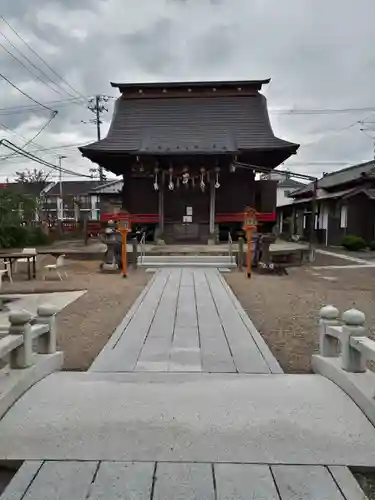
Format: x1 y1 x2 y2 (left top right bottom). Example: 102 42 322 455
100 220 122 272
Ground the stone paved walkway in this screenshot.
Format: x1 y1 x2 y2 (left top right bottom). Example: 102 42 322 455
91 268 279 374
1 268 375 499
2 461 366 500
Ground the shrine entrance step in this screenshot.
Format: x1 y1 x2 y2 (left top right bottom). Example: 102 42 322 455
163 222 210 244
137 255 236 268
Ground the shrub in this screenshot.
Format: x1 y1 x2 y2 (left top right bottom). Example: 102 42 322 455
0 225 28 249
0 225 49 249
341 235 367 251
369 241 375 251
25 226 49 246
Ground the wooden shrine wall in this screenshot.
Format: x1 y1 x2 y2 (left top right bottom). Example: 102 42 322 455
164 184 209 223
216 171 255 213
122 176 158 214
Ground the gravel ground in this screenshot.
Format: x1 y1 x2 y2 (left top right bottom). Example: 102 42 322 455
225 256 375 373
56 264 150 370
2 259 150 370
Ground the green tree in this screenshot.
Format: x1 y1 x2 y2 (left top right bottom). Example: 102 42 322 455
0 187 38 248
14 168 50 186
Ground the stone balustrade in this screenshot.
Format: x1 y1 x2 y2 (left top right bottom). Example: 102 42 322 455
313 305 375 426
0 304 63 419
318 305 372 372
0 305 58 369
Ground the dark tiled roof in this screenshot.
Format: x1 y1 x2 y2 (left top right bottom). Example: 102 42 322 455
0 182 47 197
292 186 375 204
278 178 305 188
292 160 375 197
46 181 101 196
80 93 299 156
89 179 123 194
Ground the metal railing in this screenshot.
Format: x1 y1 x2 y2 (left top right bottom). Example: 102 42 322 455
228 231 233 262
139 232 146 265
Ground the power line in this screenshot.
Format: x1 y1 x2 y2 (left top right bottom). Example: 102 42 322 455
270 106 375 115
0 70 57 112
0 141 88 159
0 111 57 161
0 97 88 116
0 128 94 172
0 15 86 99
301 109 375 149
0 121 87 170
0 119 55 152
0 153 96 171
0 139 94 178
0 121 93 163
0 95 115 114
0 30 72 98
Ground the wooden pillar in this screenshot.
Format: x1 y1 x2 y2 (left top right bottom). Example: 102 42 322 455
121 171 132 212
209 176 216 238
291 205 296 236
159 171 164 235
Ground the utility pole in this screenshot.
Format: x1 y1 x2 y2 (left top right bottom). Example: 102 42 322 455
88 95 108 182
95 95 101 141
58 155 66 220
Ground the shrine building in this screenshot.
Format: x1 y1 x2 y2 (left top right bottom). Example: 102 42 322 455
79 79 299 243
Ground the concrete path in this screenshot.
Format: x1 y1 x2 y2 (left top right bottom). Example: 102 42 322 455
313 249 375 269
91 268 280 374
1 268 375 498
1 371 375 465
0 291 85 330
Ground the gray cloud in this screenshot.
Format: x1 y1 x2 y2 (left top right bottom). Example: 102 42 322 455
1 0 375 180
121 18 176 74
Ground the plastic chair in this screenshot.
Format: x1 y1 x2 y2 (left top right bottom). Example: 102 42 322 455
14 248 37 273
43 255 67 281
0 259 13 288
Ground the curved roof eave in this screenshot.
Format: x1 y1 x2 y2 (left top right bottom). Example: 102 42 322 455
110 79 271 91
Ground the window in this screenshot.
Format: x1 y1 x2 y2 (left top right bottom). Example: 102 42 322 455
340 205 348 228
319 205 329 229
79 195 90 204
331 201 341 218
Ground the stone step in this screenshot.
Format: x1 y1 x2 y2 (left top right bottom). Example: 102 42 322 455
138 256 237 268
138 255 235 264
139 262 236 268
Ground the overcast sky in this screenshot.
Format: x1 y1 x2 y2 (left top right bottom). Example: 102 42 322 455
1 0 375 182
